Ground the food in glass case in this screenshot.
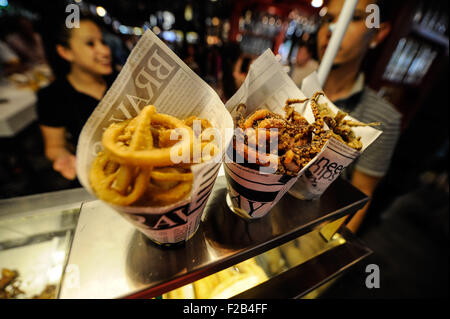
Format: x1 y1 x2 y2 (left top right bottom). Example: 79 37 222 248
0 268 56 299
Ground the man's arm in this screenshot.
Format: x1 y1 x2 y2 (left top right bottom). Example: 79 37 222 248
346 169 381 233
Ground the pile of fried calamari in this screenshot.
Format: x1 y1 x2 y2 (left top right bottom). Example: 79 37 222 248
0 268 56 299
231 92 378 175
231 93 328 175
89 105 217 207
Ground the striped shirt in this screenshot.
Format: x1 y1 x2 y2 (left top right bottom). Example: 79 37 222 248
335 74 402 178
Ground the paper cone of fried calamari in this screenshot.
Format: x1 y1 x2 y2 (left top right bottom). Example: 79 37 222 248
288 72 382 200
223 50 327 219
75 31 233 245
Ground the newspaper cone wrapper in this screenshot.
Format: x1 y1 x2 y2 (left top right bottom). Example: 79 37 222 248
223 50 326 219
76 30 233 245
288 72 382 200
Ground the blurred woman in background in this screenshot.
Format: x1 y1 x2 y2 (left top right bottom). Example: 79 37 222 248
37 16 113 181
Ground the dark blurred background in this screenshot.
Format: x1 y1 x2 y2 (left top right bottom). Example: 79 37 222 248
0 0 448 298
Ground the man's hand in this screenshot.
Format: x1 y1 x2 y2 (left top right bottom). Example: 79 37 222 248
347 169 381 233
53 154 77 180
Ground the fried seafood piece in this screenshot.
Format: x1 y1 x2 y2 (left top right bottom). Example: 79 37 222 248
32 285 56 299
313 93 379 151
230 103 247 128
0 269 18 291
242 109 283 129
0 269 26 299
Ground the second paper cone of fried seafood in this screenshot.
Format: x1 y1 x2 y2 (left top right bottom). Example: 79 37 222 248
223 50 329 219
76 30 233 245
288 72 383 200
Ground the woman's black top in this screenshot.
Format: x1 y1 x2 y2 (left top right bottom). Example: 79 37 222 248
36 76 113 149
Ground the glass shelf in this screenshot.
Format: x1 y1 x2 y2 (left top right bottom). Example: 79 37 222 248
0 188 95 299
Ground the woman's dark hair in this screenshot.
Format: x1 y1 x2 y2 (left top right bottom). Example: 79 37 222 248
221 42 242 100
376 0 398 23
41 14 101 78
240 56 252 73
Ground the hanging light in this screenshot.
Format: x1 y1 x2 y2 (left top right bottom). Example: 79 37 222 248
212 17 220 26
184 4 193 21
96 6 106 17
119 25 129 34
311 0 323 8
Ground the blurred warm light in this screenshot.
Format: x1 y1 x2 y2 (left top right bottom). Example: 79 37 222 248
236 34 242 42
319 7 328 16
96 6 106 17
207 35 219 45
311 0 323 8
153 26 161 35
223 21 230 32
212 17 220 26
133 27 143 36
186 31 198 43
174 30 184 43
184 4 193 21
244 10 252 22
74 0 82 3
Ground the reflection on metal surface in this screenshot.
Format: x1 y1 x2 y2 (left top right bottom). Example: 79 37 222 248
162 230 346 299
233 228 372 299
163 258 268 299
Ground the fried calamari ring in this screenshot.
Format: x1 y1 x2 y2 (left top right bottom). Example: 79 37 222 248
89 151 150 206
90 107 156 206
150 167 193 182
103 105 194 167
184 115 212 131
146 180 193 205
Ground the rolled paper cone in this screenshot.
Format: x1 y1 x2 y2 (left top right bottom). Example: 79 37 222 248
289 72 383 200
106 162 222 245
223 153 300 219
76 31 233 246
288 137 360 200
